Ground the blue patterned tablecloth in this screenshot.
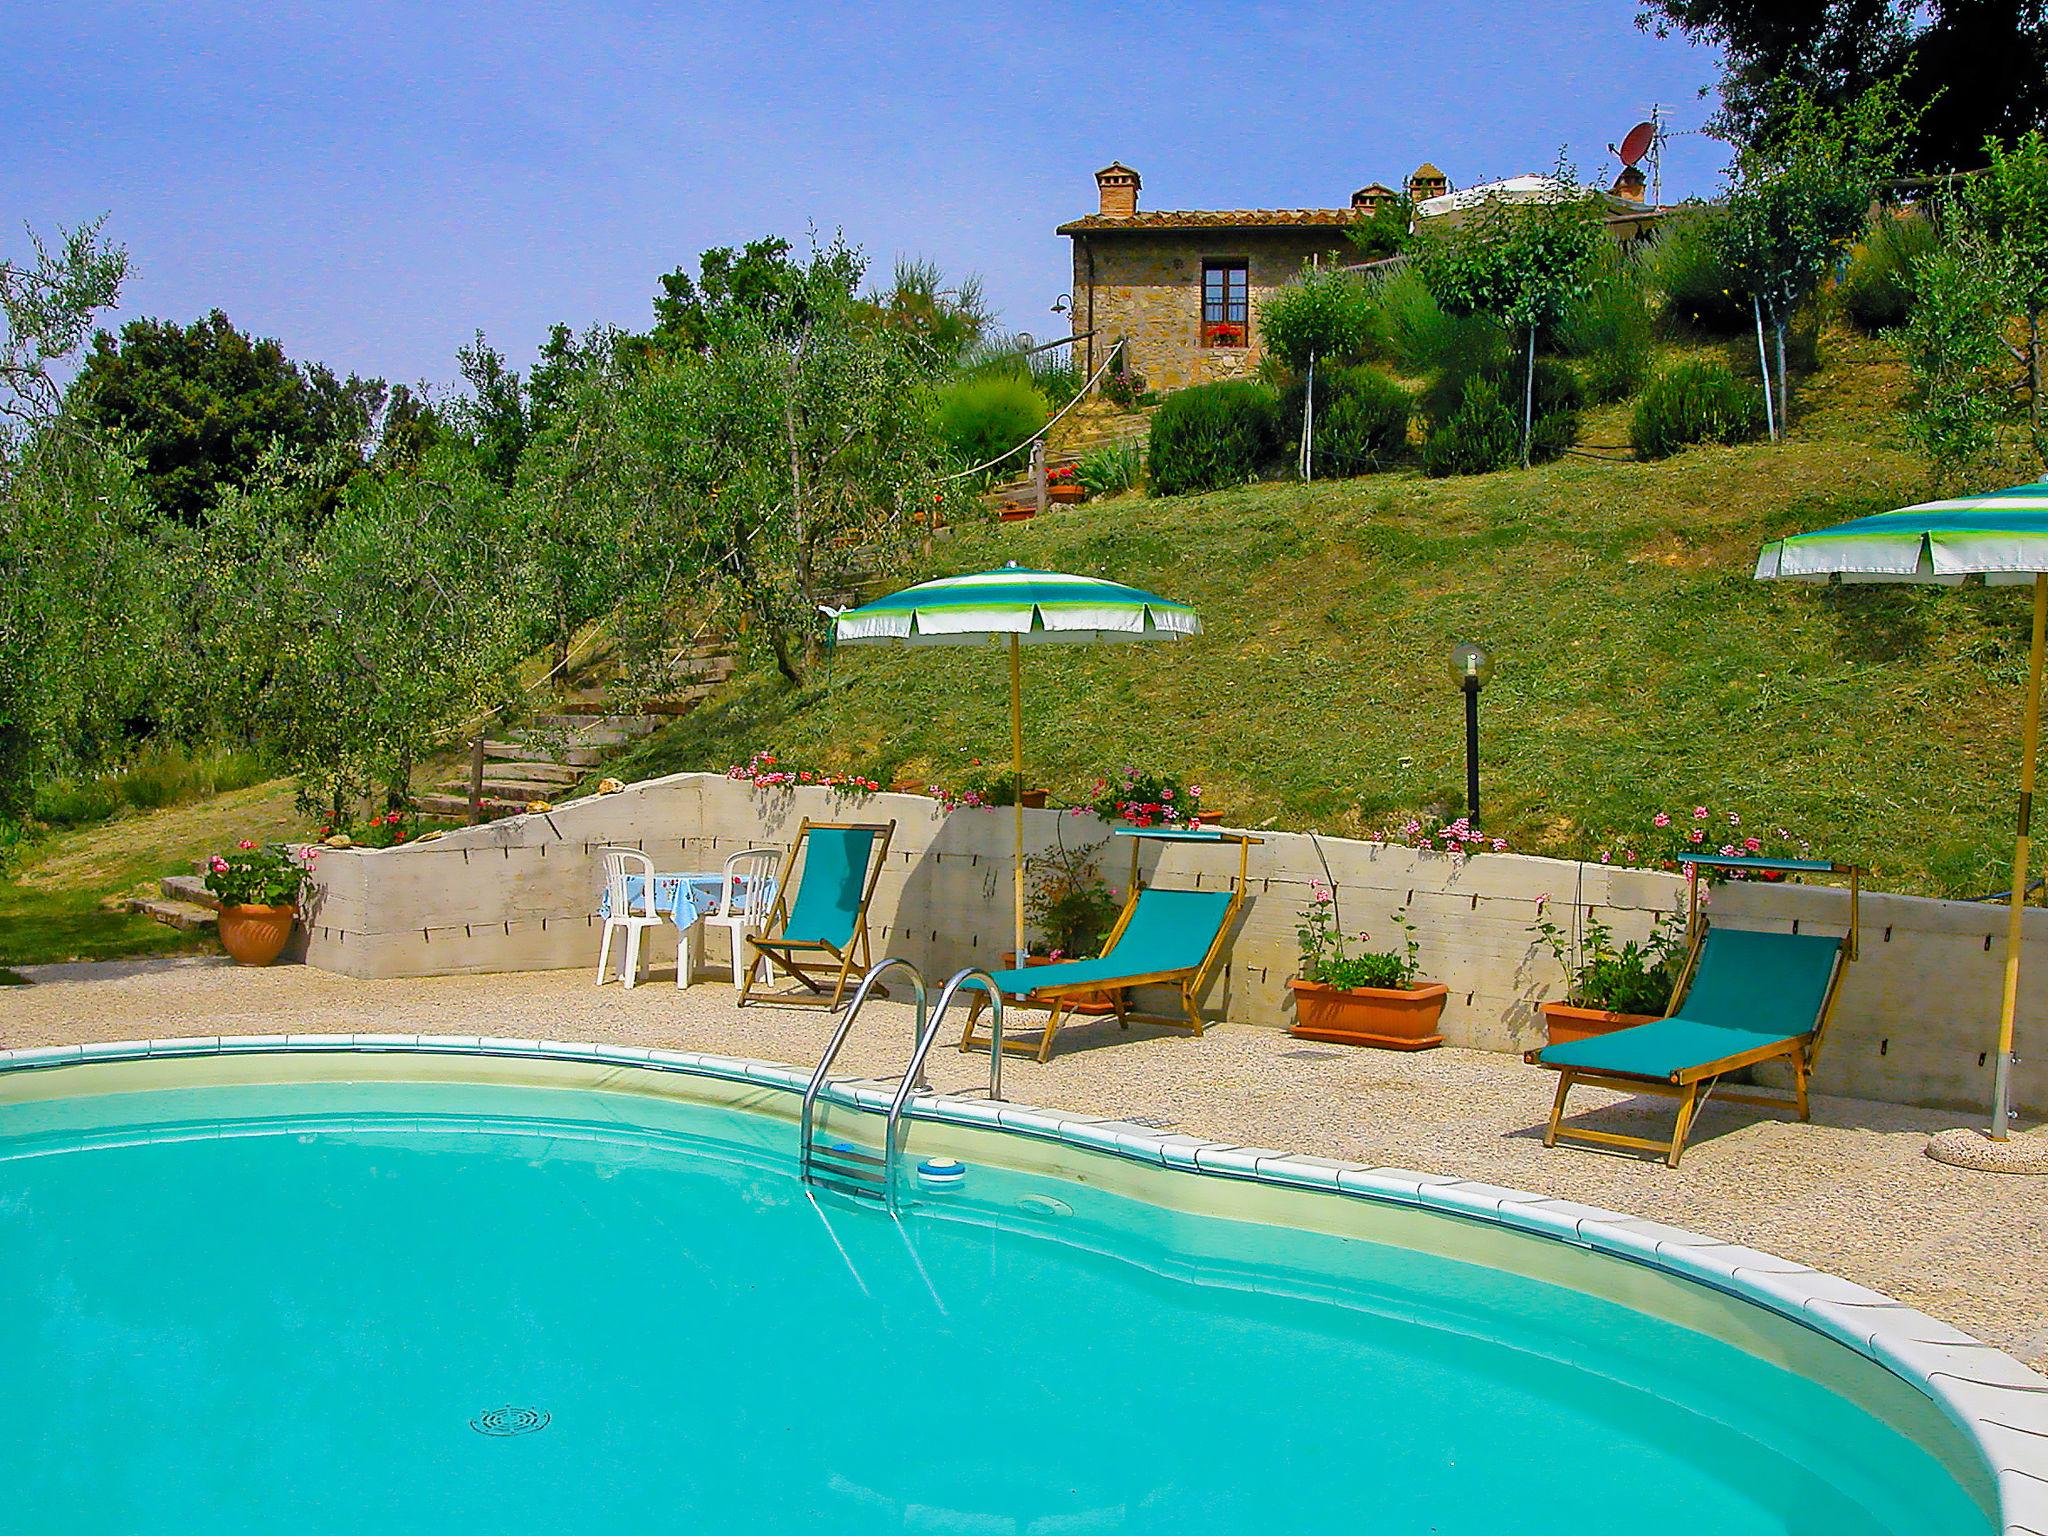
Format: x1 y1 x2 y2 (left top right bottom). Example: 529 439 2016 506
598 873 773 930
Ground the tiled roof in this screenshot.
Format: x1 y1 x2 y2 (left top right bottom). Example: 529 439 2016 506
1056 208 1358 234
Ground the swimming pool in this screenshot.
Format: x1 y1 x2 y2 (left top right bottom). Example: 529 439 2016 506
0 1038 2037 1535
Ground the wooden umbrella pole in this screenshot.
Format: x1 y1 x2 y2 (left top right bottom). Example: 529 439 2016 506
1010 634 1027 964
1993 573 2046 1138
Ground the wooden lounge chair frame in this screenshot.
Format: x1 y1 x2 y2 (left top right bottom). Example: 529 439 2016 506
961 829 1261 1063
1527 856 1861 1167
737 819 894 1010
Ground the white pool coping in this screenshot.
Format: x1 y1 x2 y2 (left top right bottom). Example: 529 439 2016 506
2 1032 2043 1535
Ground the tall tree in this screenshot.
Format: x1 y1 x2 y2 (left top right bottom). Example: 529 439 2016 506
446 332 528 488
557 237 959 687
193 444 536 821
1960 129 2048 456
649 235 865 354
1717 81 1916 427
72 309 383 524
860 257 994 365
1417 179 1607 463
1 220 173 820
1639 0 2048 169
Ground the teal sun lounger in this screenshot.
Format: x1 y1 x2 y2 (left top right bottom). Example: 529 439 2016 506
1526 857 1860 1166
961 829 1258 1063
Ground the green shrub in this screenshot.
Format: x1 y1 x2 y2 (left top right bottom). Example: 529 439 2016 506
1076 441 1144 496
1630 360 1767 459
1837 213 1937 332
1418 352 1580 469
1259 265 1375 369
934 375 1046 477
1027 355 1084 404
1556 254 1654 402
1422 376 1521 476
1147 381 1282 494
1365 268 1511 380
1647 209 1749 332
30 741 270 828
1299 366 1411 476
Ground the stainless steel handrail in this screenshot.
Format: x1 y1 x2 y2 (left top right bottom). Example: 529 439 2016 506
799 957 927 1187
882 968 1005 1210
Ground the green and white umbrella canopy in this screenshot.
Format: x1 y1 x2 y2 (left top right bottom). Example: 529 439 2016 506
1758 480 2048 1143
1757 481 2048 584
831 563 1200 962
832 564 1201 647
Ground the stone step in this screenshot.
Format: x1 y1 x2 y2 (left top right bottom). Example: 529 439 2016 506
530 713 661 736
437 775 579 801
414 793 528 820
160 873 219 910
483 740 608 767
126 896 217 932
461 761 582 784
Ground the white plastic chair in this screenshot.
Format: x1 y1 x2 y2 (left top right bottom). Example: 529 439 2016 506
595 846 665 989
700 847 781 987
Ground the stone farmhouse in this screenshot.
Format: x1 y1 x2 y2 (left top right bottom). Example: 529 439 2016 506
1059 160 1655 394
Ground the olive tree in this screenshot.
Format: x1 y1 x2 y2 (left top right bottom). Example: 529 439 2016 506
556 239 962 688
1418 180 1607 464
1718 81 1916 432
0 220 175 823
192 444 537 822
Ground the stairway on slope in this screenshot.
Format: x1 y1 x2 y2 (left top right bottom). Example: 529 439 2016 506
417 642 738 820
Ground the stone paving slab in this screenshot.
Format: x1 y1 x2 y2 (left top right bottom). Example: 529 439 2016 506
4 955 2043 1370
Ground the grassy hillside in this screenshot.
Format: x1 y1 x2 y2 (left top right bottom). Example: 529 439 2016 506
614 332 2033 899
0 781 303 970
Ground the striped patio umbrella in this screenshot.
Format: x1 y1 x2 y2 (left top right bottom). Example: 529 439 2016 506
832 564 1200 961
1757 479 2048 1139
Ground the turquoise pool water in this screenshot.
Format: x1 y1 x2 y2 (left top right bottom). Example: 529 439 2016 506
0 1072 1992 1536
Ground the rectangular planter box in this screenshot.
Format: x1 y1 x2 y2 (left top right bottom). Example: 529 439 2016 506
1287 979 1447 1051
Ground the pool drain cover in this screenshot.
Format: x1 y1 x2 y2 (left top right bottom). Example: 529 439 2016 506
470 1405 551 1437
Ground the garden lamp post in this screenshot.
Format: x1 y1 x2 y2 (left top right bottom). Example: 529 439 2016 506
1451 641 1494 825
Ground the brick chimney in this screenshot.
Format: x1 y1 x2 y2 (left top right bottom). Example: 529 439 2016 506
1611 166 1647 204
1094 162 1141 218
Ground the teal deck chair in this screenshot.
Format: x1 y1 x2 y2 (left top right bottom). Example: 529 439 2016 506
961 830 1258 1063
738 820 894 1010
1526 870 1859 1165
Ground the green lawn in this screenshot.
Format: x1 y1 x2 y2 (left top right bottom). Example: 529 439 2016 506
612 333 2030 899
0 781 304 968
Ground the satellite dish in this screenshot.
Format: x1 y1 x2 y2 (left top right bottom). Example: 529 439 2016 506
1618 121 1656 167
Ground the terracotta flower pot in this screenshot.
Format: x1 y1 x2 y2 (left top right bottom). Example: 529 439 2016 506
1003 951 1115 1015
1046 483 1085 504
217 903 297 966
1287 978 1447 1050
999 507 1036 523
1018 788 1049 809
1541 1002 1660 1047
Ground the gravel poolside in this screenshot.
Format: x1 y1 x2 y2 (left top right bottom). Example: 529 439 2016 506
3 955 2043 1370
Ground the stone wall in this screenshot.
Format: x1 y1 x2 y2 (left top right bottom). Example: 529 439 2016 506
1073 229 1351 392
302 772 2045 1116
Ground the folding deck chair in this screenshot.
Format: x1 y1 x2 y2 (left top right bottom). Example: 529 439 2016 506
1526 854 1861 1167
737 819 894 1010
960 828 1259 1063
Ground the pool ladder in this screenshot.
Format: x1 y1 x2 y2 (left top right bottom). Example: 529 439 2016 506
798 958 1005 1212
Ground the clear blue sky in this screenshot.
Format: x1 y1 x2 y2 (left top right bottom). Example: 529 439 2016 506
6 1 1727 392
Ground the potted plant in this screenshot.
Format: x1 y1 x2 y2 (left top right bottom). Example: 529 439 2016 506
1286 885 1446 1050
1045 463 1086 504
1006 840 1120 1014
1087 767 1205 829
203 841 318 966
932 759 1049 812
1529 905 1685 1045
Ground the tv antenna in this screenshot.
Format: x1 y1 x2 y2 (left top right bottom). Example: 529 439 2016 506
1610 107 1665 206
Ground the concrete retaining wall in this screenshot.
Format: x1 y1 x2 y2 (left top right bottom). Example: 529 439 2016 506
302 772 2045 1116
